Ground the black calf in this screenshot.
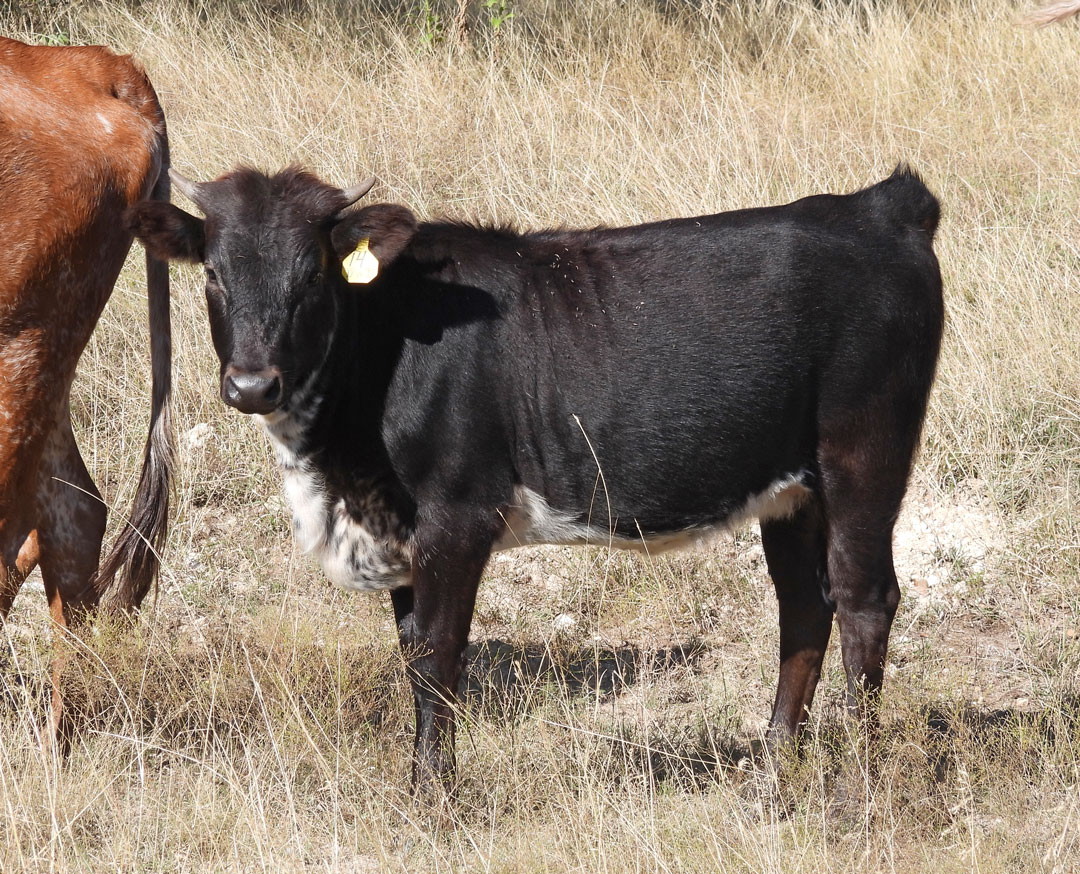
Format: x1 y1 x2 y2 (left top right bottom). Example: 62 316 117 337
127 165 943 790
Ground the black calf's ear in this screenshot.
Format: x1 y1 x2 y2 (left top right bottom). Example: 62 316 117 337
331 204 418 282
125 201 206 263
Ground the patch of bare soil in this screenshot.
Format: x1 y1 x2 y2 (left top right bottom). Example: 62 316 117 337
893 479 1006 604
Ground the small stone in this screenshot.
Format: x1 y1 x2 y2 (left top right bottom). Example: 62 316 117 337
553 613 576 632
912 578 930 596
183 422 213 451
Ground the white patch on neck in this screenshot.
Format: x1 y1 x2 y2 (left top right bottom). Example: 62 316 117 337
493 472 811 553
255 389 412 592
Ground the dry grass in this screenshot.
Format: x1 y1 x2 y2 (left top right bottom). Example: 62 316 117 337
1 0 1079 870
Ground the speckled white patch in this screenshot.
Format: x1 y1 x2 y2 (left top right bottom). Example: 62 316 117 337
256 388 412 592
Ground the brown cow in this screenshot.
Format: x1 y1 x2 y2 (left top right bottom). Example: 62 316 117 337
0 37 174 739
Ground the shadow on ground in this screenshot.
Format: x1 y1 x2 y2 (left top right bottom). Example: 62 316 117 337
463 637 709 709
462 638 1080 792
462 637 748 786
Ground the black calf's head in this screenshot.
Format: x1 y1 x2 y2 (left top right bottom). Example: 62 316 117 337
126 166 417 416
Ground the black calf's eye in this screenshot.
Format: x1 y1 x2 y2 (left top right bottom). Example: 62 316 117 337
205 266 218 284
307 270 324 287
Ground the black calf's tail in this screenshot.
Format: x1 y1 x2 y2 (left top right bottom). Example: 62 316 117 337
868 164 941 240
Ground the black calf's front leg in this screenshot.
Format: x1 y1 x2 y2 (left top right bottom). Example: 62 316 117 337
398 511 495 793
390 585 414 632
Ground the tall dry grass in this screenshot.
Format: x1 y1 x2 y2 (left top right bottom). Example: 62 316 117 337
1 0 1079 870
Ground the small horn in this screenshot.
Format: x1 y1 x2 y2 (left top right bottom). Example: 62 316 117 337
169 168 207 210
338 176 376 213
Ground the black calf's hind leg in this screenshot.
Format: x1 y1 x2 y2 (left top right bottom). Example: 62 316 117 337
818 433 914 734
825 517 901 728
817 462 906 815
762 500 833 752
400 512 494 794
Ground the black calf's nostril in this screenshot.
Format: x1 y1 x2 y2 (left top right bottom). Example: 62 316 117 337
223 375 243 407
221 369 284 415
263 375 281 404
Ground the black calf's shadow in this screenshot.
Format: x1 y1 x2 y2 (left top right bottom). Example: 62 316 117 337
462 639 1080 793
462 638 708 709
919 698 1080 784
461 638 751 786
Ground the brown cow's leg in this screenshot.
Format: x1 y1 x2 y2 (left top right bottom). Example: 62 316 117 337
762 500 833 752
0 330 56 622
16 531 41 579
0 570 19 623
35 422 107 754
0 531 39 620
402 514 493 796
0 531 39 699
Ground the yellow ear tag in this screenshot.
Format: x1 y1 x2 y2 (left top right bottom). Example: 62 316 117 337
342 238 379 284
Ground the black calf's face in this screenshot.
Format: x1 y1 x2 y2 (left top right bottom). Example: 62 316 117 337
203 212 338 415
125 167 416 416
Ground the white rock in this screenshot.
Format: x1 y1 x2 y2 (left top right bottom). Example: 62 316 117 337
183 422 213 451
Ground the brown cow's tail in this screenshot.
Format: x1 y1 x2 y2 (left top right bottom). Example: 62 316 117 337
96 142 175 612
1025 0 1080 24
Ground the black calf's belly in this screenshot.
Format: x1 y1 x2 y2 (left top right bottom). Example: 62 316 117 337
493 473 812 552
